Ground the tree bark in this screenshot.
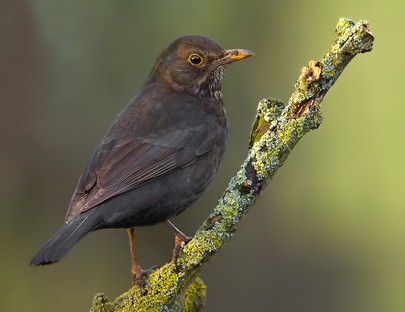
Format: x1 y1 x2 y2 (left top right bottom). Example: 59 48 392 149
90 18 374 312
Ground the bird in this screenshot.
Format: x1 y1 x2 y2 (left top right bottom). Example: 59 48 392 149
30 35 253 285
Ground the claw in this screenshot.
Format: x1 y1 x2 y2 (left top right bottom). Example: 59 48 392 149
165 220 192 270
133 265 160 292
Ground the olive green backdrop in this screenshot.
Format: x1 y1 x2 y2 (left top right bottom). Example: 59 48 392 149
1 0 404 311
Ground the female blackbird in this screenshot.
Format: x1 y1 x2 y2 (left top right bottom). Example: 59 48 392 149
30 35 253 284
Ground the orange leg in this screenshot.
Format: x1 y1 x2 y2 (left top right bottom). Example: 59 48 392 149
126 228 143 285
165 220 192 270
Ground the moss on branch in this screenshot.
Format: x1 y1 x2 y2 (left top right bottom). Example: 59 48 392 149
90 18 374 312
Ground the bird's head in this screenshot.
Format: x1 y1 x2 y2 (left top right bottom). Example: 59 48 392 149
149 35 254 100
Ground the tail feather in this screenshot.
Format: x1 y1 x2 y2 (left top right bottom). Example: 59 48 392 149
30 212 103 265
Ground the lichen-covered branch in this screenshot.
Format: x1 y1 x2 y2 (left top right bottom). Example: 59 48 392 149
90 18 374 312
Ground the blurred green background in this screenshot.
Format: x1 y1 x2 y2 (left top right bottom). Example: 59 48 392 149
1 0 404 311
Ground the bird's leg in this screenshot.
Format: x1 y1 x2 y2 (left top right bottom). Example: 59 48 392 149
165 220 192 270
126 228 143 286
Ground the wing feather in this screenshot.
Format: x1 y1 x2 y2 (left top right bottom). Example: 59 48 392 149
66 126 220 221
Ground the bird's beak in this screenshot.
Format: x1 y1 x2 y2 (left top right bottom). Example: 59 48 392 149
223 49 254 63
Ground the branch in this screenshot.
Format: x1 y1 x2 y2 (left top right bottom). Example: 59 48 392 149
90 18 374 312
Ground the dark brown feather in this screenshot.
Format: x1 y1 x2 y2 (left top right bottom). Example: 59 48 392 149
66 90 223 221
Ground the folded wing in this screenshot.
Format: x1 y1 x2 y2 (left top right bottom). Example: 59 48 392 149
66 125 220 221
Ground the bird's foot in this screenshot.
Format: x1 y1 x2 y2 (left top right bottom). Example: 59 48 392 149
165 220 193 271
132 265 160 292
172 231 193 271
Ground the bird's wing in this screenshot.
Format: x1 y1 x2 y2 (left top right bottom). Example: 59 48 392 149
65 125 220 221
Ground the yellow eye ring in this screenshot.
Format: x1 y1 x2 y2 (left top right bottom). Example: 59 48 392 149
188 54 204 66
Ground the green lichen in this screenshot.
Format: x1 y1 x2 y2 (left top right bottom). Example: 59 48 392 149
290 73 318 105
249 98 285 148
322 18 374 90
91 274 206 312
91 294 114 312
184 278 206 312
250 117 304 181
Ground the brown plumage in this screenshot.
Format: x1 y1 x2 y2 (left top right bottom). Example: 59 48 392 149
30 35 253 284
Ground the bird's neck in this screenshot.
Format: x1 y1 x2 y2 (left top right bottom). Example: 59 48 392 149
202 67 225 102
147 72 224 102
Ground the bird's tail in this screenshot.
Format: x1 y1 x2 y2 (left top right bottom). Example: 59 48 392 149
30 212 103 266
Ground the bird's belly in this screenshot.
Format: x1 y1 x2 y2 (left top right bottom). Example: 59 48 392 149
97 148 224 228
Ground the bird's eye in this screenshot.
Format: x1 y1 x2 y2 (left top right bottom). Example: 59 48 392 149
188 54 204 66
